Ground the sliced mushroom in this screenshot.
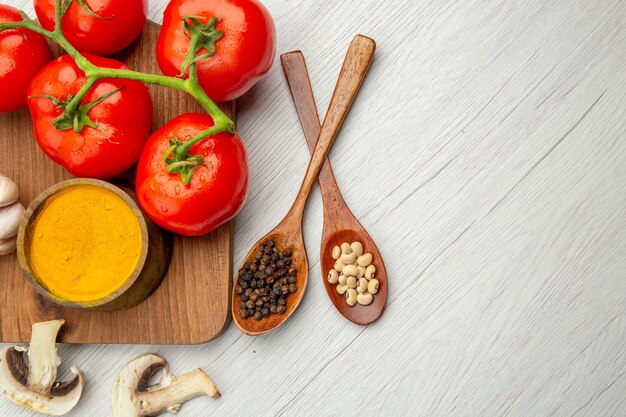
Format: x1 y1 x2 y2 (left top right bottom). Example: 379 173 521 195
111 354 220 417
0 320 85 415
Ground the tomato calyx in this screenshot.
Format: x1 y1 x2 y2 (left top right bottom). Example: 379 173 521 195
31 85 125 132
179 16 223 78
163 136 204 185
60 0 113 21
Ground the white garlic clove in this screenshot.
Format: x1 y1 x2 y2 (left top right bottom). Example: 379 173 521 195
0 202 24 239
0 235 17 255
0 175 19 208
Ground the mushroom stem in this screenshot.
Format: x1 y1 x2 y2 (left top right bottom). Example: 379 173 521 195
141 369 220 415
0 320 84 415
27 320 63 395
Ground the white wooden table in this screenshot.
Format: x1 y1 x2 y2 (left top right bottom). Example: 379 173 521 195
2 0 625 415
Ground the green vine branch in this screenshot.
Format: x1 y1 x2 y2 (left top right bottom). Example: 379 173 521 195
0 0 234 184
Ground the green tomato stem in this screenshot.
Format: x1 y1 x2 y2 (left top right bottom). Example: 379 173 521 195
0 2 236 184
55 0 63 33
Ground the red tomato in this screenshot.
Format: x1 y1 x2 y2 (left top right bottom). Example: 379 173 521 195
27 53 153 179
0 5 52 112
136 113 248 236
34 0 146 56
157 0 276 102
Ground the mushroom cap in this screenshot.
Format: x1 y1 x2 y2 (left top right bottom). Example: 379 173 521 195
0 346 84 415
110 354 167 417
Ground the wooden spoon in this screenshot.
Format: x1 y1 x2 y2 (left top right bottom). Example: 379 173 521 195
232 35 376 336
281 50 387 325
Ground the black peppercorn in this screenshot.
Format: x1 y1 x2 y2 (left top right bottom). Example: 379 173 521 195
237 239 297 320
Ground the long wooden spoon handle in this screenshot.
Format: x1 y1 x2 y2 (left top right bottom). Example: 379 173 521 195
281 51 321 151
287 35 376 221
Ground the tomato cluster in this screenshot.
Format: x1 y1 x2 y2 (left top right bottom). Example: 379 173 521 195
0 0 276 236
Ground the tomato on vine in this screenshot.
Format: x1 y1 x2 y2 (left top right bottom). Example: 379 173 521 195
0 5 52 113
136 113 249 236
34 0 147 56
27 54 153 179
157 0 276 102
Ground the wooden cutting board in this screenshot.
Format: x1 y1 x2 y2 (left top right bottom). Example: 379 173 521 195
0 22 233 344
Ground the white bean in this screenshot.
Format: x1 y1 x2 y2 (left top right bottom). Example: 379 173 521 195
340 252 357 265
327 270 339 284
342 265 359 277
338 274 347 285
345 289 357 306
346 276 357 289
340 242 352 254
365 264 376 280
331 246 341 260
367 279 379 294
357 293 373 306
357 266 366 278
357 253 373 267
357 278 368 294
351 241 363 257
336 284 348 295
334 259 345 272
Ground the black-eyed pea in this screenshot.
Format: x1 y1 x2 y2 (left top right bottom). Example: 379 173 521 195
357 253 373 267
367 278 379 294
346 276 357 289
327 270 339 284
340 251 357 265
334 259 345 272
357 265 366 278
345 288 357 306
357 292 373 305
338 274 347 285
350 241 363 257
342 264 359 277
365 264 376 280
340 242 352 254
336 284 348 295
357 278 368 293
332 246 341 260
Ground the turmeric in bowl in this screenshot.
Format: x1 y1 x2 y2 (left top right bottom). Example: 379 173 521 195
27 184 143 302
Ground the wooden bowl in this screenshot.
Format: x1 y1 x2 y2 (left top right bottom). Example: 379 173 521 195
16 178 173 311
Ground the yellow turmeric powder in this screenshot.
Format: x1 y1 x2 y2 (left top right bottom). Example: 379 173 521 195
28 184 142 302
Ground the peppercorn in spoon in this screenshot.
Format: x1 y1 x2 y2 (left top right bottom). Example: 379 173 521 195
232 35 376 336
281 51 388 325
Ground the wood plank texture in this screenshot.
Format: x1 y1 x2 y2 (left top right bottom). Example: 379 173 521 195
0 22 234 344
1 0 625 416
